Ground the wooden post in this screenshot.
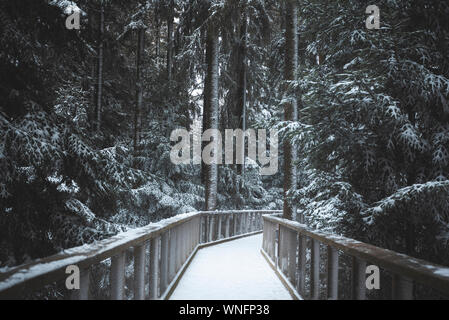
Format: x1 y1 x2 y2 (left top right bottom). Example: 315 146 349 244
297 234 306 296
209 215 214 242
71 268 89 300
133 244 145 300
175 226 181 273
233 214 237 236
149 237 160 300
288 230 297 282
352 257 366 300
311 239 320 300
327 246 339 300
168 229 175 282
225 215 230 238
111 251 126 300
160 231 169 294
271 222 276 261
392 275 413 300
217 215 222 240
199 215 205 244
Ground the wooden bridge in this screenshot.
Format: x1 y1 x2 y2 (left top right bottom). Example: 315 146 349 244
1 210 449 300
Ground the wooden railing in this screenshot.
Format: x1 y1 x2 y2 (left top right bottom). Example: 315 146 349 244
262 214 449 300
0 210 280 300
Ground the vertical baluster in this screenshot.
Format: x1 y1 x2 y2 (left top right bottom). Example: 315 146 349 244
271 222 276 261
233 214 237 236
239 213 244 234
133 244 145 300
392 275 413 300
199 215 204 244
288 230 297 283
168 229 175 281
327 246 339 300
183 222 188 260
217 215 222 240
262 219 267 252
209 215 214 242
71 268 90 300
352 257 366 300
149 236 160 300
188 221 192 256
279 226 285 272
160 231 169 294
175 225 181 272
311 239 320 300
297 234 306 296
276 225 281 269
111 251 126 300
225 214 231 239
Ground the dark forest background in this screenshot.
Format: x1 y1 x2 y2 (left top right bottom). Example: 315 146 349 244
0 0 448 273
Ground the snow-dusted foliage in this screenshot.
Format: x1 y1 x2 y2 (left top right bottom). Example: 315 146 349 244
278 0 449 265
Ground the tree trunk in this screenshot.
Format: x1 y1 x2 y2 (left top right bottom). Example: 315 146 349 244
283 0 298 220
155 11 160 65
236 9 248 176
202 23 219 211
95 1 104 134
134 27 146 153
167 0 174 80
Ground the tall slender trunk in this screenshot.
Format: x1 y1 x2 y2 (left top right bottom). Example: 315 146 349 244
167 0 174 80
202 23 219 211
96 1 104 134
236 9 248 176
283 0 298 220
134 27 146 153
155 12 160 65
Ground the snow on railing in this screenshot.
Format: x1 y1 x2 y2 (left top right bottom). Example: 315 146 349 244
0 210 280 300
262 214 449 300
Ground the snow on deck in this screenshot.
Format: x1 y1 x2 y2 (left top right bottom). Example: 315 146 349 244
170 234 293 300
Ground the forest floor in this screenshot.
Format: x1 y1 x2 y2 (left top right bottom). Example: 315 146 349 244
170 234 293 300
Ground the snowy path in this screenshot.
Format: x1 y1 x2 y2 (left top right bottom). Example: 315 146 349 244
170 234 293 300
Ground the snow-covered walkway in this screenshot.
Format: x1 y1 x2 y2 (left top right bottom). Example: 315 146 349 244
170 234 293 300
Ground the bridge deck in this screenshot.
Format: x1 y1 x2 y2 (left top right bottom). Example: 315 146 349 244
170 234 293 300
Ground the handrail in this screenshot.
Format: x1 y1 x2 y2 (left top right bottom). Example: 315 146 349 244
0 210 281 300
262 214 449 300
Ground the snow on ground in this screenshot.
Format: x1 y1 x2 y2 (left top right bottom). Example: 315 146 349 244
170 234 293 300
